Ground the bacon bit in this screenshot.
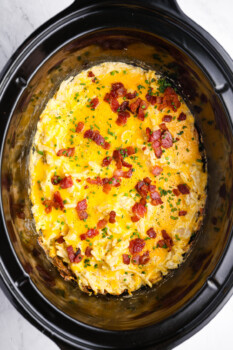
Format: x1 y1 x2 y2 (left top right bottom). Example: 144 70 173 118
153 144 163 159
102 156 112 167
85 246 92 257
109 210 116 223
43 200 53 213
84 185 89 189
135 180 149 198
131 254 140 265
126 146 135 155
142 146 147 151
76 199 88 220
162 115 172 122
109 177 121 187
80 228 99 240
122 254 130 265
86 177 103 185
60 175 73 189
116 110 130 126
173 188 180 196
177 184 190 194
111 82 127 97
146 127 161 142
88 71 95 77
178 112 186 121
67 245 76 262
53 191 64 210
150 190 163 206
147 228 156 238
125 91 137 99
76 199 87 211
151 166 163 176
161 130 173 149
74 253 83 263
179 210 187 216
90 97 99 109
119 100 129 112
76 122 84 133
137 100 149 121
51 175 61 185
159 87 181 112
162 230 174 251
132 202 147 220
56 236 64 244
103 183 112 193
113 168 133 178
110 97 120 113
130 98 141 114
159 122 168 131
97 218 108 229
84 129 110 149
146 89 163 106
139 251 150 265
129 238 145 254
78 210 88 220
57 148 75 157
131 215 140 222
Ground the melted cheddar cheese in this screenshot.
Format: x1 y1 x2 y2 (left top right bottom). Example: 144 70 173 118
29 62 207 295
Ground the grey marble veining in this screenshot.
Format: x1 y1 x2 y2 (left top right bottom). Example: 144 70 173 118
0 1 232 349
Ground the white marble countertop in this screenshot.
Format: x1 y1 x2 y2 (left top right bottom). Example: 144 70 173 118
0 1 232 349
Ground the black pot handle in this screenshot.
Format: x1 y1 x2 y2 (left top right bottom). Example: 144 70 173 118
70 0 183 16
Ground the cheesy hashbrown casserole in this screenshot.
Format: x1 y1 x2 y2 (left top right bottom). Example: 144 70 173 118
29 62 207 295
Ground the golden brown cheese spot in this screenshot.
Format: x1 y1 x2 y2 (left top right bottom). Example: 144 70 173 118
30 62 207 295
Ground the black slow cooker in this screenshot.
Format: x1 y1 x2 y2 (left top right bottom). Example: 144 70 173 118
0 1 233 349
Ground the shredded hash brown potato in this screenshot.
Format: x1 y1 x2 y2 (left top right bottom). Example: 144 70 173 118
29 62 207 295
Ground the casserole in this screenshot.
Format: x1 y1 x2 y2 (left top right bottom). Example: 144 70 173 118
0 1 232 349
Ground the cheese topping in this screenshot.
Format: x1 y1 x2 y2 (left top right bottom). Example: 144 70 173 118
29 62 207 295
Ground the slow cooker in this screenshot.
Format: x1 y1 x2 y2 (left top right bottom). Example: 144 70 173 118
0 1 233 349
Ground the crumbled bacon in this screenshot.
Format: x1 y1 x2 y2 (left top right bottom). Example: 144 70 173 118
159 122 168 131
146 89 163 106
112 147 135 169
57 148 75 157
151 166 163 176
173 188 180 196
113 168 133 178
76 199 88 220
84 129 110 149
125 91 137 99
131 254 140 265
60 175 73 189
137 100 149 121
159 87 181 112
162 115 172 122
102 156 112 167
162 230 174 251
161 130 173 149
56 236 64 244
85 246 93 257
116 111 130 126
110 97 120 113
147 228 156 238
179 210 187 216
146 127 161 142
86 177 103 185
109 211 116 223
88 71 95 77
118 101 129 112
90 97 99 109
139 251 150 265
111 82 127 97
51 175 61 185
129 238 145 254
150 190 163 206
67 245 76 262
76 122 84 133
43 200 53 213
131 202 147 220
97 218 108 229
53 191 64 210
129 98 141 114
178 112 186 121
177 184 190 194
122 254 130 265
80 228 99 240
